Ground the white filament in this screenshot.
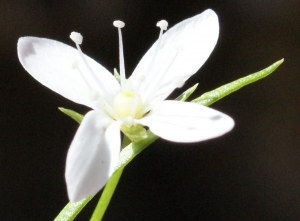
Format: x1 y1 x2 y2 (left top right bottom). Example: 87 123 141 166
72 61 93 91
114 20 126 90
76 45 109 95
73 62 118 118
133 20 169 103
69 32 116 117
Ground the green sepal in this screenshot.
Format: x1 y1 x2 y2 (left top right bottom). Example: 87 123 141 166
192 59 284 106
120 124 148 143
115 130 158 171
58 108 84 124
114 68 121 84
175 83 198 101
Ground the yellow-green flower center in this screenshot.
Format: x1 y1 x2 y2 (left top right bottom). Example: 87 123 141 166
113 91 143 120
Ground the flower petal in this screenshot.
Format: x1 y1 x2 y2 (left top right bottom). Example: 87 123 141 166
18 37 120 109
65 110 120 202
138 100 234 142
130 9 219 105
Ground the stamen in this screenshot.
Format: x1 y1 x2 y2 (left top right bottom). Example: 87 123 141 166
137 74 146 82
172 76 185 88
72 62 93 91
156 20 168 30
72 62 119 118
70 32 83 45
71 61 79 70
147 19 168 70
90 91 99 101
131 19 168 93
113 20 126 90
69 31 111 99
113 20 125 28
176 45 185 52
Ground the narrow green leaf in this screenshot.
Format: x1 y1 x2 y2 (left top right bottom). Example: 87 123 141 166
175 83 198 101
58 108 84 124
54 196 93 221
192 59 284 106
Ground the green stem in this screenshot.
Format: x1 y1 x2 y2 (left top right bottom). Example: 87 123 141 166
90 168 124 221
90 136 130 221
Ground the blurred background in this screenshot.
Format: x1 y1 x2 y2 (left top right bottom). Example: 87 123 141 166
1 0 300 220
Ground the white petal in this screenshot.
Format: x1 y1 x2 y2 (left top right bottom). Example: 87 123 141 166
18 37 120 108
138 101 234 142
130 9 219 104
65 110 120 202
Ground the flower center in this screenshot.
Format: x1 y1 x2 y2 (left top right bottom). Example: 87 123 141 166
113 91 143 120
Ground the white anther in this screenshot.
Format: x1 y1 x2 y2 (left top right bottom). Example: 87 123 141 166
176 45 185 52
113 20 125 28
70 32 83 45
172 76 185 88
156 20 168 30
71 61 79 70
90 91 99 100
137 74 145 83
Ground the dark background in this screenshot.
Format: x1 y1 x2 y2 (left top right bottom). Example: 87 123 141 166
1 0 300 220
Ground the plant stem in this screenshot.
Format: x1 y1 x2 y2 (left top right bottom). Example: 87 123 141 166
90 135 131 221
90 168 124 221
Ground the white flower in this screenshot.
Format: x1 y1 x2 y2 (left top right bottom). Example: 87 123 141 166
17 9 234 202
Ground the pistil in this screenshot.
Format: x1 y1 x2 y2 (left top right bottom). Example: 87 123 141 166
113 91 143 119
